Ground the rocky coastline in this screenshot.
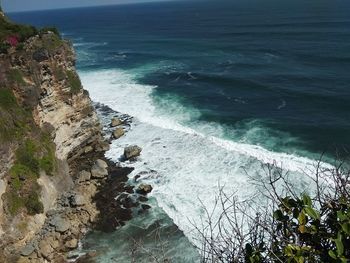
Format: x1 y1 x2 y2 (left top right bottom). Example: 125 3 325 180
18 107 152 263
0 12 153 262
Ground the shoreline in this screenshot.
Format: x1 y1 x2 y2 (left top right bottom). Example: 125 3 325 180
71 103 199 263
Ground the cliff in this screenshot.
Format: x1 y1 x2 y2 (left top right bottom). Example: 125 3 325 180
0 12 109 262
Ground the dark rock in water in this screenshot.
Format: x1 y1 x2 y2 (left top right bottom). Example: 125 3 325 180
75 251 97 263
136 184 153 195
33 48 49 62
92 164 135 232
138 196 148 202
117 194 137 209
134 175 140 182
124 185 134 194
124 145 142 160
141 204 151 210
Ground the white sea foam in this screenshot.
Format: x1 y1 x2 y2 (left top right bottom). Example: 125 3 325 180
79 68 332 245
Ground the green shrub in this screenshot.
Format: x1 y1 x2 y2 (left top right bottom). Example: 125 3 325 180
54 67 66 81
39 155 55 175
0 16 37 42
0 42 10 54
9 164 36 190
8 69 25 85
6 192 24 216
25 191 44 215
16 42 24 51
0 88 17 109
41 33 63 52
0 89 24 141
4 137 53 216
15 140 39 175
39 27 60 37
67 70 81 94
39 134 56 175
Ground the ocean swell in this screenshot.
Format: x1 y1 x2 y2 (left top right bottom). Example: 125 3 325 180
79 68 332 246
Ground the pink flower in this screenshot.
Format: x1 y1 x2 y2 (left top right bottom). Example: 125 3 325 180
6 35 19 47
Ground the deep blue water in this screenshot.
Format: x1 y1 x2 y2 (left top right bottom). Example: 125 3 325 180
9 0 350 157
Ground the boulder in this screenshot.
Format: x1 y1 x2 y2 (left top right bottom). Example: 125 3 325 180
112 128 124 139
91 159 108 179
136 184 153 195
138 196 148 202
39 240 54 259
78 170 91 183
33 48 49 62
65 238 78 249
124 145 142 160
70 193 87 207
20 243 35 256
96 140 110 152
141 204 151 210
50 216 70 233
110 117 123 127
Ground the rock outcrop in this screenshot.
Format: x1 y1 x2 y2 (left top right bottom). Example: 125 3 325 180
0 14 109 262
136 184 153 195
124 145 142 160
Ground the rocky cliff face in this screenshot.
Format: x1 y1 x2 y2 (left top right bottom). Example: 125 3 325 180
0 14 109 262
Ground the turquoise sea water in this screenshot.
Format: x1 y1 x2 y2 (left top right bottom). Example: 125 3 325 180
10 1 350 261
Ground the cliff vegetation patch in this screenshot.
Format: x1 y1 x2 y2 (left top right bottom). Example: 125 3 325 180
4 138 56 216
67 70 82 94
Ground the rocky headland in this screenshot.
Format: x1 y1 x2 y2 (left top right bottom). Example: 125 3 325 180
0 11 152 262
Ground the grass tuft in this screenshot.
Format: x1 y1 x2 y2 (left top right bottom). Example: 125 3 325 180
0 88 17 109
67 70 81 94
8 69 25 85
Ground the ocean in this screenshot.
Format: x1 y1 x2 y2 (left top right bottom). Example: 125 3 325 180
9 0 350 261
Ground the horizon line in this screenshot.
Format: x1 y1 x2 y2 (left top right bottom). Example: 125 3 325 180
4 0 176 14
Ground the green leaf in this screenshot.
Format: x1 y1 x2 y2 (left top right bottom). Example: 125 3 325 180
297 256 304 263
337 211 347 221
302 194 312 206
335 235 344 256
298 211 306 225
304 207 320 220
328 250 337 259
341 223 350 235
285 245 293 256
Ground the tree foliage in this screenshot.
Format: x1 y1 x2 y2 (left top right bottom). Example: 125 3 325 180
194 159 350 263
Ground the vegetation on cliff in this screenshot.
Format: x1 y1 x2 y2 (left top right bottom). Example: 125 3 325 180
0 14 75 218
0 85 56 215
0 11 60 54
